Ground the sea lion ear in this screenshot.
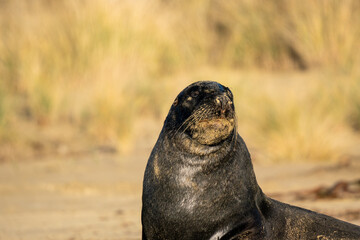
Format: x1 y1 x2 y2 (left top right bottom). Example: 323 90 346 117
173 97 179 106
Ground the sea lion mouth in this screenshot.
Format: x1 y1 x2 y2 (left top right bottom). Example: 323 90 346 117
197 118 234 132
189 117 235 145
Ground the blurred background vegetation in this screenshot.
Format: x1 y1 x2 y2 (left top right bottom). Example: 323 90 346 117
0 0 360 162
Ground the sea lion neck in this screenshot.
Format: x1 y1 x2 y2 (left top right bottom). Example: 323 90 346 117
169 128 236 160
142 129 264 239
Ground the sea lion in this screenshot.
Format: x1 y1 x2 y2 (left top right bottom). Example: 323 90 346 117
141 81 360 240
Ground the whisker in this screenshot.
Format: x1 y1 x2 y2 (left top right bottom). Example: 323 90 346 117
180 107 211 134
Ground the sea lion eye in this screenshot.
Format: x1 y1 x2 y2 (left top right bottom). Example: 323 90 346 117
191 91 199 98
173 98 178 106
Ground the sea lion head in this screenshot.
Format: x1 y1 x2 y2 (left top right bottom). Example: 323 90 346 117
165 81 236 146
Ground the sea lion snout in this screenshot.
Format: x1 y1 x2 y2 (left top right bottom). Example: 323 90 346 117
189 90 235 146
214 95 233 117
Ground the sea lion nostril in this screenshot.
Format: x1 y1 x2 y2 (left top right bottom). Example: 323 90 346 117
215 96 232 115
215 98 221 106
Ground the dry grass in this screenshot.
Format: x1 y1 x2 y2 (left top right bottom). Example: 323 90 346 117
0 0 360 161
233 72 358 162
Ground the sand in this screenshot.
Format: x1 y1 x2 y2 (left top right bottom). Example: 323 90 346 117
0 142 359 240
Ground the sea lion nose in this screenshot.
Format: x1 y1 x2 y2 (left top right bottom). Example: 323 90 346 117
215 95 232 116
